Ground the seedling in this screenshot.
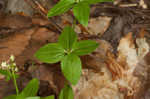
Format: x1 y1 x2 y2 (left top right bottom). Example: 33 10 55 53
35 26 99 99
35 26 99 85
35 0 114 98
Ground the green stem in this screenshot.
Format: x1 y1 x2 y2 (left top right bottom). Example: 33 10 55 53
72 19 76 30
12 70 19 95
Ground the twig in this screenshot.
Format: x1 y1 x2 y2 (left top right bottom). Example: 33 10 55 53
24 0 62 33
119 4 137 7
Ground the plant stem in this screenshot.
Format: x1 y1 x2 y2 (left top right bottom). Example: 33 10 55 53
12 70 19 95
72 19 76 30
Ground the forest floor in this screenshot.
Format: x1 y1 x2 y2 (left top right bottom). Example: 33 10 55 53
0 0 150 99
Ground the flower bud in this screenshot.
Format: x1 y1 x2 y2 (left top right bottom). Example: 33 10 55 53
15 67 18 72
1 61 7 68
10 55 15 61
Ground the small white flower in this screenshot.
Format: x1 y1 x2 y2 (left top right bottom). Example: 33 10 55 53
12 63 16 66
10 55 15 61
1 61 7 68
14 67 18 72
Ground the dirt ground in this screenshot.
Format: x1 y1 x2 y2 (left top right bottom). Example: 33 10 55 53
0 0 150 99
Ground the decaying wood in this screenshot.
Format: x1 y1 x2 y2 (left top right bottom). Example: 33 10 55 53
73 31 150 99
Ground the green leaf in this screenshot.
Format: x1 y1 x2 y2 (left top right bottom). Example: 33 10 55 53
81 0 113 4
58 26 77 51
0 69 9 76
0 69 11 81
73 2 90 26
26 97 40 99
59 84 74 99
72 40 99 56
41 96 54 99
35 43 65 63
47 0 75 17
61 54 81 85
16 94 26 99
20 78 39 97
3 95 16 99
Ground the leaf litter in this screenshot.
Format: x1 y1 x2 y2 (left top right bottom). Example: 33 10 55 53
0 0 150 99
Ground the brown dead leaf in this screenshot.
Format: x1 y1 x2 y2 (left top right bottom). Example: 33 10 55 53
0 80 16 99
86 16 112 36
81 39 112 72
0 14 58 67
74 16 111 35
32 17 50 26
106 52 124 80
28 64 65 95
0 14 32 29
0 28 36 62
16 27 58 66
